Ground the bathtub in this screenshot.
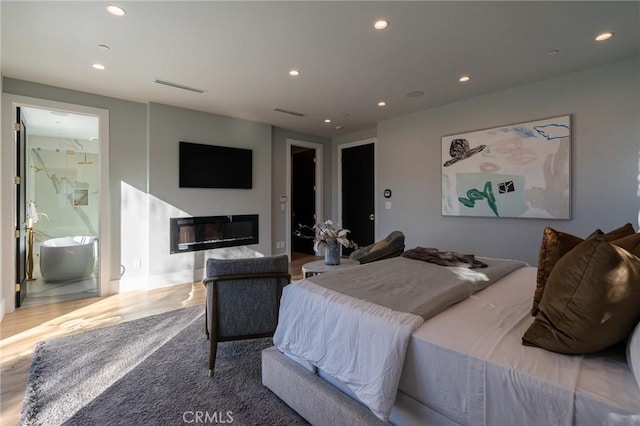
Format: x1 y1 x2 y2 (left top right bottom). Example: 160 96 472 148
40 236 98 282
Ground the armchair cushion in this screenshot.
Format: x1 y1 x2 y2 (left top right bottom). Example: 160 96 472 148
349 231 405 264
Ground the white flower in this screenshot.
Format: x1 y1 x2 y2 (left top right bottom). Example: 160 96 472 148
295 219 357 252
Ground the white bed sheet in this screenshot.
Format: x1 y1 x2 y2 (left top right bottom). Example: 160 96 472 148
400 266 640 425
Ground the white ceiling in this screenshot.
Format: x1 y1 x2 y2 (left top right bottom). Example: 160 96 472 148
2 1 639 138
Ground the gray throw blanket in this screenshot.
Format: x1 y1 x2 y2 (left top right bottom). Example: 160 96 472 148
308 256 525 319
402 247 487 268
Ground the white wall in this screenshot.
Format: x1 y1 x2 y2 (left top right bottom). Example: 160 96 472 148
372 57 640 265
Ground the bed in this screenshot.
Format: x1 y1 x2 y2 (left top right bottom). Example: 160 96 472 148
262 255 640 425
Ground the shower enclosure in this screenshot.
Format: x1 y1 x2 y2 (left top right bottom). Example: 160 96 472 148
21 106 101 306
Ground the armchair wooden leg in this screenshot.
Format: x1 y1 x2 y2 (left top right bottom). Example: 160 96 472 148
204 304 209 340
208 338 217 377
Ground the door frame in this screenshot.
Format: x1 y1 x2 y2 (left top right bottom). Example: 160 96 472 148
286 139 323 260
1 95 110 313
338 137 377 240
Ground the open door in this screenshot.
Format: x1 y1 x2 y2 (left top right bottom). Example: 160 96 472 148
15 107 27 307
291 147 316 255
341 142 375 255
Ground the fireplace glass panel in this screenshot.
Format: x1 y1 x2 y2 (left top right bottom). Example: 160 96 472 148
170 215 258 254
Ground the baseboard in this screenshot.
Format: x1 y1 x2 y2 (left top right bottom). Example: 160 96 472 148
117 268 205 293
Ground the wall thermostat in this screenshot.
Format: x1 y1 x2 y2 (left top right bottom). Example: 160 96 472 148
384 189 392 198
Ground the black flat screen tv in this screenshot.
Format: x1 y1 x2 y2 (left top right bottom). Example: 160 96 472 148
179 141 252 189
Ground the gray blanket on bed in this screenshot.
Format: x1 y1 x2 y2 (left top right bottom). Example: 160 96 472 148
402 247 488 268
308 256 526 319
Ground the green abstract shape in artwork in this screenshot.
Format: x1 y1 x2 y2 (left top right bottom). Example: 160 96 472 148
458 181 499 217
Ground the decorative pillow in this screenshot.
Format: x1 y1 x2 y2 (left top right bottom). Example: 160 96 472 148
531 224 636 316
533 227 585 316
627 321 640 390
612 233 640 257
369 239 390 253
523 237 640 354
603 222 636 242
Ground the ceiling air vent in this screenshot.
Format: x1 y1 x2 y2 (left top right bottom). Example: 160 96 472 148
154 79 205 94
273 107 305 117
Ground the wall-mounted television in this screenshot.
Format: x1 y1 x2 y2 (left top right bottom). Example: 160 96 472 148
179 141 252 189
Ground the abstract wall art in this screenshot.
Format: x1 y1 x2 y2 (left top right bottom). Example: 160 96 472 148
442 115 571 219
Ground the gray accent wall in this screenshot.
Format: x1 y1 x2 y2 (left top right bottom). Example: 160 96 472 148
372 57 639 265
145 102 272 281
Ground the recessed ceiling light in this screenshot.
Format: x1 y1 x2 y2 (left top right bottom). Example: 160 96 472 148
459 75 471 83
98 44 111 50
289 69 300 77
374 20 389 30
595 32 614 42
324 119 331 123
335 126 344 130
106 5 126 16
377 101 387 107
92 63 106 70
547 49 560 56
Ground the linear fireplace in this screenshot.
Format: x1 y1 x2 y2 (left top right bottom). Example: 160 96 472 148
170 215 259 254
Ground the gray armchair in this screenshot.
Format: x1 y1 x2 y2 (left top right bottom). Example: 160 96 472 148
203 254 290 377
349 231 405 264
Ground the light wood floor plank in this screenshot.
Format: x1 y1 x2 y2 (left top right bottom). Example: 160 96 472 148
0 254 315 425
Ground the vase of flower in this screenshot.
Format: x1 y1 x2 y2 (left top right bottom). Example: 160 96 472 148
324 242 341 265
293 219 357 266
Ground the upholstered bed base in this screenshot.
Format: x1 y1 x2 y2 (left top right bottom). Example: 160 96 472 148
262 346 386 426
262 346 458 426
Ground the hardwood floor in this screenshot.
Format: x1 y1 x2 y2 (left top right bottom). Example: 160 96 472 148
0 253 315 425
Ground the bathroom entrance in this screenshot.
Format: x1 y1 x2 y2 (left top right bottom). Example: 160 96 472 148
15 104 103 308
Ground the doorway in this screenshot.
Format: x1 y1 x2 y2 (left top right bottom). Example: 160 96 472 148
4 95 110 311
291 146 316 255
286 139 323 261
339 139 375 255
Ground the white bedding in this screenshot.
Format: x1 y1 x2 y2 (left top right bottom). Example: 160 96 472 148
273 256 524 421
277 265 640 425
273 279 424 420
398 266 640 425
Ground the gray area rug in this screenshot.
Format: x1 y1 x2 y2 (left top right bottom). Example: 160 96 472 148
20 306 308 425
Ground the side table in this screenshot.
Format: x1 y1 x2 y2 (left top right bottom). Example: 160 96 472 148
302 258 360 279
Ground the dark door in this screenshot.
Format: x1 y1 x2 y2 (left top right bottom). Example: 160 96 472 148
291 147 316 255
15 107 27 307
341 143 375 255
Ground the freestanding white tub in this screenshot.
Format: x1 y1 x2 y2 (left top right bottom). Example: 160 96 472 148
40 236 98 282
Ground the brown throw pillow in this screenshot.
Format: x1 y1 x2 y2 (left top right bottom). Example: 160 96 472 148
533 227 584 316
523 237 640 354
532 223 636 316
612 233 640 257
603 222 636 242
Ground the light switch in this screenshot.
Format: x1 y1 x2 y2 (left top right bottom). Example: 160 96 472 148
385 201 392 210
281 203 286 211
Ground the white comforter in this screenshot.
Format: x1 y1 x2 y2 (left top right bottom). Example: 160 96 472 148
273 279 424 421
